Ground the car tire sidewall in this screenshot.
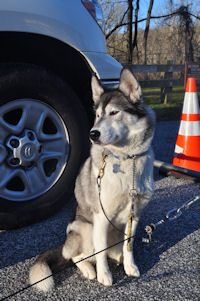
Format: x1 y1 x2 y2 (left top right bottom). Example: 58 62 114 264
0 63 90 229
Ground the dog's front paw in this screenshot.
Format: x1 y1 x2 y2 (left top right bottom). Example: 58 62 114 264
124 263 140 278
97 271 113 286
81 263 96 280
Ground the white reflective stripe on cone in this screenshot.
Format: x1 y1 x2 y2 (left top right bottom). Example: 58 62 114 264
179 120 200 136
182 93 200 114
174 144 184 154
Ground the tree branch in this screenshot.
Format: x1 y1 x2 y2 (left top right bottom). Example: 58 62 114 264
106 7 128 39
105 9 200 39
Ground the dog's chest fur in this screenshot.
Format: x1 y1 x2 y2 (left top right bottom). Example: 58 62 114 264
103 156 133 195
75 146 154 227
94 150 154 224
98 154 147 225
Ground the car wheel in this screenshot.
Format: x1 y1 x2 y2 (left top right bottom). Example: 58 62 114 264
0 63 89 229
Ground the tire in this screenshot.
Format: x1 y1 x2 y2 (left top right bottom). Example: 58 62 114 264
0 63 89 229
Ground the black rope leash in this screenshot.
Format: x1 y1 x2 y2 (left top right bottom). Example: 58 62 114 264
0 231 142 301
1 195 199 300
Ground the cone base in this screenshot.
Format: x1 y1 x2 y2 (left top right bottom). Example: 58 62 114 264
176 135 200 157
172 156 200 172
173 134 200 172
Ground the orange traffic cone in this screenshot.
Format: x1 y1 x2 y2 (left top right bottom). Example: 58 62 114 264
172 77 200 172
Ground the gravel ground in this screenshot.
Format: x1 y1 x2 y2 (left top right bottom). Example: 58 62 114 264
0 120 200 301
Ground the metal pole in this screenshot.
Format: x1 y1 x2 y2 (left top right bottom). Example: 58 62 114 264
154 160 200 181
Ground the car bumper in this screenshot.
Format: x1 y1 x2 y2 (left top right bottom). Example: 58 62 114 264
101 80 119 89
81 51 122 81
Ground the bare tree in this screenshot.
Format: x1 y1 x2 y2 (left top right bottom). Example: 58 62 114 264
132 0 140 61
124 0 140 64
99 0 128 40
179 5 194 61
158 3 196 63
143 0 154 64
100 0 200 65
127 0 133 63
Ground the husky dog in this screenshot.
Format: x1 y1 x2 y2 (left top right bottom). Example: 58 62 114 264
29 68 155 291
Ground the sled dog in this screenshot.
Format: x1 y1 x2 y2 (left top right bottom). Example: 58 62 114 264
29 68 155 291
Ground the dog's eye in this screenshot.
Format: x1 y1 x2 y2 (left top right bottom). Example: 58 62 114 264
109 111 119 116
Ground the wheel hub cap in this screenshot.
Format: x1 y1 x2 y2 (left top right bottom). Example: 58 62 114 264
7 130 41 167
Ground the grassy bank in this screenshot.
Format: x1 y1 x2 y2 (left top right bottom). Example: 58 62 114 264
143 86 200 121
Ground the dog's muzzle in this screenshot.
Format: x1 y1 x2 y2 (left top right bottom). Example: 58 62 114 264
90 130 100 142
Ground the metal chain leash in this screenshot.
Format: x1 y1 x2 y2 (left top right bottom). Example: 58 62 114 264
143 195 200 243
96 152 138 250
97 154 128 236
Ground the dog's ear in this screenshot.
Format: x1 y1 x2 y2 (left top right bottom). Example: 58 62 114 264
119 68 143 103
91 75 104 103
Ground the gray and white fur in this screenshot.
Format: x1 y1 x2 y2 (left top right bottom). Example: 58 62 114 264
29 68 155 291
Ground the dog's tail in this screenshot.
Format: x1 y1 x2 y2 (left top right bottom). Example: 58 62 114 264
29 245 65 292
29 231 81 292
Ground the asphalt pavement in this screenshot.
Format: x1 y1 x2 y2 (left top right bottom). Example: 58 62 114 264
0 120 200 301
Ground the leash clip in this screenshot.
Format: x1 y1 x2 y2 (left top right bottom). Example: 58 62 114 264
166 208 182 221
129 189 137 197
142 223 156 244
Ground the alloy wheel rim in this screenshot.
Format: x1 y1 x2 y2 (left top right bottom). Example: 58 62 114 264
0 99 69 201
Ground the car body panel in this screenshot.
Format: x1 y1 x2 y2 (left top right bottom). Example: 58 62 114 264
0 0 122 79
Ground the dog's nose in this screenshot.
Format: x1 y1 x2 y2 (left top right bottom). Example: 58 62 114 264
90 130 100 142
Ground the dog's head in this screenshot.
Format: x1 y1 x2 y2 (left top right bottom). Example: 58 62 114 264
90 68 155 153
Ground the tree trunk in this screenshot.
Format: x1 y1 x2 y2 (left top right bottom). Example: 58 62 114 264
132 0 140 62
127 0 133 64
143 0 154 64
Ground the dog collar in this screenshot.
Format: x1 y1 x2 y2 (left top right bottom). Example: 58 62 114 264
107 149 149 160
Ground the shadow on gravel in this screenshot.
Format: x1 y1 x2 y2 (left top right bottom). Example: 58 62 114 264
0 198 76 269
106 180 200 289
128 180 199 282
0 178 199 290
